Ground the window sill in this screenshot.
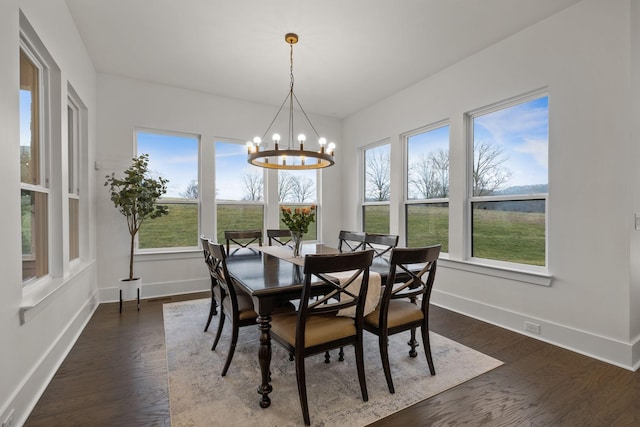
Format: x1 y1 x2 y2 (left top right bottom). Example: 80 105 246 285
135 248 202 262
20 259 96 324
438 256 552 287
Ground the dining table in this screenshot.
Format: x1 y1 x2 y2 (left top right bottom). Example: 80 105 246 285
225 243 395 409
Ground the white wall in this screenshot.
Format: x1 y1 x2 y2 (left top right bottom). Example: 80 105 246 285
343 0 639 369
0 1 98 426
95 75 343 301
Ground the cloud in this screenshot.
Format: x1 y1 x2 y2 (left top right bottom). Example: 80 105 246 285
517 138 548 169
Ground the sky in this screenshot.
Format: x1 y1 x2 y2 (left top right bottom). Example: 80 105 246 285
137 131 199 198
473 96 549 188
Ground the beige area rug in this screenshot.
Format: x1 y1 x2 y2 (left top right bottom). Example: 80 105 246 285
164 298 503 427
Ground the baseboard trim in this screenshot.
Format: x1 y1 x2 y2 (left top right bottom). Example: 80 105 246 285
98 277 209 303
431 289 637 371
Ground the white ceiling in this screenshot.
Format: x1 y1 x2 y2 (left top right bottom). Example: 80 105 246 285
65 0 580 119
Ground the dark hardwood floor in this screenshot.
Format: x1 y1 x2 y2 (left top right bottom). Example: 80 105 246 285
25 292 640 426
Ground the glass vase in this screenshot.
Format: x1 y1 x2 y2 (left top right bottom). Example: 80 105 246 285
291 231 304 258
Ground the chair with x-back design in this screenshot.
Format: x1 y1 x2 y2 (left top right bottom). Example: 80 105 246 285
364 233 399 259
337 230 366 253
364 245 441 394
266 229 292 246
269 250 374 425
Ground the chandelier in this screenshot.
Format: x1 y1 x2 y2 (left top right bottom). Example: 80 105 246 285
247 33 336 170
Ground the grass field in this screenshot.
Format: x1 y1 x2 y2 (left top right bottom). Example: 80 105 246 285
139 202 544 266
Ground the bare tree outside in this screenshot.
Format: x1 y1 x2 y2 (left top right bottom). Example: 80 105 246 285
365 149 390 201
279 172 295 202
473 141 512 196
290 175 315 202
242 171 263 201
181 179 198 200
409 149 449 199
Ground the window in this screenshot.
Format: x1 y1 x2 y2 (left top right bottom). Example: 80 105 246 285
363 143 390 233
67 94 81 261
137 130 200 249
215 140 264 243
279 169 317 240
469 94 548 266
405 124 449 251
20 47 48 282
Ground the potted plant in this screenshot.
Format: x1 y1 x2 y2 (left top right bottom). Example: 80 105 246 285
105 154 169 310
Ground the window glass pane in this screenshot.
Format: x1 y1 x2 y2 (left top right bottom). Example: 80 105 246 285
407 126 449 200
20 50 39 185
138 131 199 200
406 203 448 251
22 189 48 281
279 170 316 203
67 105 76 194
139 202 199 248
473 97 548 196
363 205 389 234
472 200 545 266
279 204 317 241
137 131 199 249
216 204 264 243
69 197 79 260
364 144 390 202
216 141 263 202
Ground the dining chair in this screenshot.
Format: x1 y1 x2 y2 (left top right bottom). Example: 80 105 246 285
200 235 218 332
363 245 441 394
224 230 262 255
269 249 374 426
364 232 399 259
337 230 366 252
206 241 259 376
266 228 292 246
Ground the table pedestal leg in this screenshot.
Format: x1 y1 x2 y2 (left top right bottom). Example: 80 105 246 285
257 314 272 408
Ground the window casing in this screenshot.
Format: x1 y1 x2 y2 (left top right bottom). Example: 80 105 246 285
468 92 548 267
363 142 391 234
137 130 200 250
404 123 449 251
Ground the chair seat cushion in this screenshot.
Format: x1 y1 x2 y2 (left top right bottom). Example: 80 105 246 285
222 292 257 320
364 299 423 329
271 312 356 348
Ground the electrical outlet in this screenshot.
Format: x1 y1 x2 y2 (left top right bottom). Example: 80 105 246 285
2 408 15 427
635 213 640 230
525 321 541 334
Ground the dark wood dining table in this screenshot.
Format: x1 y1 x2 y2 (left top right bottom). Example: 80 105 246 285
225 243 393 409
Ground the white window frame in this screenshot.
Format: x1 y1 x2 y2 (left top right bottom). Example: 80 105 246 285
361 139 391 233
466 90 549 270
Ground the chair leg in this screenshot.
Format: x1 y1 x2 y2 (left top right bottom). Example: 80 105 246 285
338 346 345 361
408 326 419 357
379 334 395 394
211 311 225 351
221 321 239 377
294 355 310 425
204 287 217 332
324 350 331 363
422 325 436 375
355 339 369 402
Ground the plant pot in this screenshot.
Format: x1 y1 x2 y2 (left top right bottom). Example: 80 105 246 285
119 277 141 313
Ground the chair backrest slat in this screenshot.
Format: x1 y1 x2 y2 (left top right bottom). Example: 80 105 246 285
338 230 366 252
224 230 262 255
364 233 399 258
267 229 292 246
